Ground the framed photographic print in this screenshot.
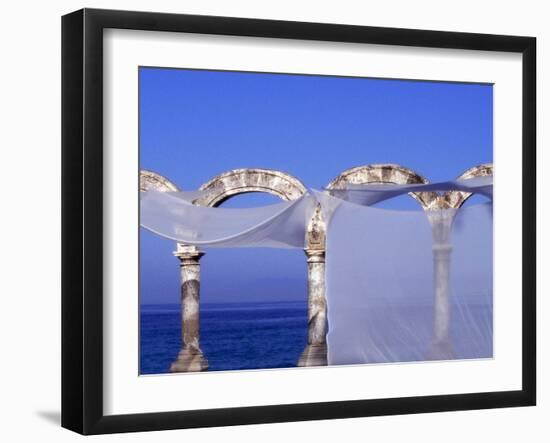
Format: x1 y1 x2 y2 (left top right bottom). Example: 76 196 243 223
61 8 536 435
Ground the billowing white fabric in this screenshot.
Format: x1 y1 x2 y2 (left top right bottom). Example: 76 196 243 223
325 176 493 206
140 190 317 248
324 197 492 364
140 177 493 365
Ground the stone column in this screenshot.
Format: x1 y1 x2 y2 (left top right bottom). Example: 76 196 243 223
427 209 456 360
298 249 328 367
170 244 209 372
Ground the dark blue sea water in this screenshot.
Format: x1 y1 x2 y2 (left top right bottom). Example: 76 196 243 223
140 301 308 374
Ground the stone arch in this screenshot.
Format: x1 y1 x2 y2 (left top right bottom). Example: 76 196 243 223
194 167 325 250
326 163 440 210
140 169 180 192
193 168 328 367
194 168 307 207
442 163 493 209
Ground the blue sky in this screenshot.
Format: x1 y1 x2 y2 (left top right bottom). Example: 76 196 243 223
139 67 492 305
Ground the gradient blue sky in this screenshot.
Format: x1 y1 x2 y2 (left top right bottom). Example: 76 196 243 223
139 67 492 305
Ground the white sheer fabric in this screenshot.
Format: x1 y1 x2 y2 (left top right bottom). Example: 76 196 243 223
325 176 492 206
140 178 493 364
324 198 492 365
140 190 317 248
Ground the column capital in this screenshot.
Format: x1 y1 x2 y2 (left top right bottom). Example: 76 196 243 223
304 248 326 263
173 244 204 264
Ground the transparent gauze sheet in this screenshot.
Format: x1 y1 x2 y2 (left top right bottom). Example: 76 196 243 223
324 197 493 365
140 190 317 248
140 179 493 366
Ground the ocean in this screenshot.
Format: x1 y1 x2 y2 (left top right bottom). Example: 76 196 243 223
140 301 308 374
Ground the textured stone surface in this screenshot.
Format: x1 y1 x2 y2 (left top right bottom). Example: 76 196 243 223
195 168 307 206
298 249 328 367
170 349 209 372
442 163 494 209
327 163 439 210
306 206 326 250
297 344 328 368
140 169 179 192
170 245 208 372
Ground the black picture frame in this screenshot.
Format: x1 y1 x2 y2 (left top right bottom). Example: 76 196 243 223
62 8 536 435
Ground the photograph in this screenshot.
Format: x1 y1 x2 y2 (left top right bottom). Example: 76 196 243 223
138 67 494 375
57 6 537 436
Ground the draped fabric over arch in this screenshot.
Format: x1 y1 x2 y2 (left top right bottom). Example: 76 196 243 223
140 176 493 366
140 189 317 249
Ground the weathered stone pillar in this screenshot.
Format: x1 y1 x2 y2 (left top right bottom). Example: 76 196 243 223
427 209 456 360
170 244 208 372
298 249 328 367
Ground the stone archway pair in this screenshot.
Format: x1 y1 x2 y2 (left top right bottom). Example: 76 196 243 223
140 163 493 371
140 168 324 371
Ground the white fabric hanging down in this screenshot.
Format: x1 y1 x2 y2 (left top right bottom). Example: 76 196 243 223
324 198 492 365
140 177 493 365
